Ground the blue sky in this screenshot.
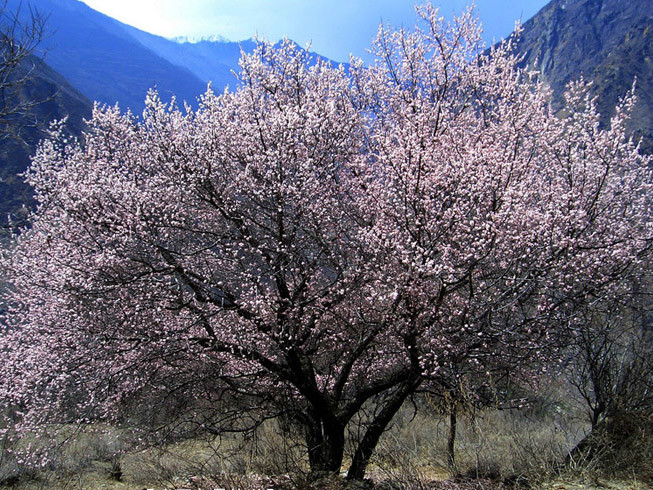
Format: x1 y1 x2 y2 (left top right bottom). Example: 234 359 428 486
79 0 550 63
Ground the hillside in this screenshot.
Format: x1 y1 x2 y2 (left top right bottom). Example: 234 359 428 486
512 0 653 152
0 55 92 224
7 0 207 114
0 0 345 223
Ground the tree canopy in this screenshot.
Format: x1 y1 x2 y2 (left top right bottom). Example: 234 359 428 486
1 4 651 480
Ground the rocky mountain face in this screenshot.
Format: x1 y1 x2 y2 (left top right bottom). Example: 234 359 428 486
512 0 653 152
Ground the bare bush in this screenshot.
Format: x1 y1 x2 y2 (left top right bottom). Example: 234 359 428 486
0 0 47 138
566 299 653 479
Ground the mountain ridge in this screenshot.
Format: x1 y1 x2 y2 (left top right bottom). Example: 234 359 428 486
117 22 256 93
0 0 345 221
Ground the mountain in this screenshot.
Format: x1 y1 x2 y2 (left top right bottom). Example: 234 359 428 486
118 25 257 92
120 27 344 91
511 0 653 152
8 0 343 114
7 0 207 114
0 55 92 224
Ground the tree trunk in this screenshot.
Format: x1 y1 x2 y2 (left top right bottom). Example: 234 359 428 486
305 417 346 478
447 407 457 471
347 380 418 480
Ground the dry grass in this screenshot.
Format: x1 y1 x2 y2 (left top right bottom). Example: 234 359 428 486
1 392 650 490
370 401 588 486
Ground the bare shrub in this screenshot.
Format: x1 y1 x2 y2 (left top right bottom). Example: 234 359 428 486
369 387 590 488
566 299 653 481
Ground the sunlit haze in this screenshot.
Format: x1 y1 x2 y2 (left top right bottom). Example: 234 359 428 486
78 0 549 62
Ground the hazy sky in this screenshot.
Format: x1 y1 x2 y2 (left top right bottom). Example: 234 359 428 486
79 0 550 63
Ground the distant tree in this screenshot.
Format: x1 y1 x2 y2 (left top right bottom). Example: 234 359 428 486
0 0 46 138
1 4 651 481
0 0 50 230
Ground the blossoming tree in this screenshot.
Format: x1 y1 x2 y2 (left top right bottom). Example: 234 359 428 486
1 4 651 480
